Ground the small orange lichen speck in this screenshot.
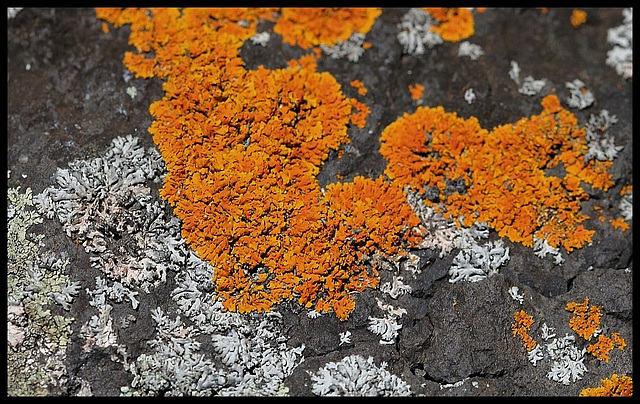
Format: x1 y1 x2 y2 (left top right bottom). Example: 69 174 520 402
380 95 614 253
408 83 424 100
580 374 633 397
609 217 630 231
97 7 416 321
424 8 475 42
273 8 381 49
570 9 587 27
566 298 601 341
350 79 368 96
512 310 537 351
620 185 632 195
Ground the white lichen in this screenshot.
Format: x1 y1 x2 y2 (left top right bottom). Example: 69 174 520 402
606 8 632 79
338 331 352 346
448 239 510 283
458 41 484 60
308 355 412 396
464 88 476 104
518 76 548 96
619 192 632 222
7 7 23 19
527 344 544 366
584 110 623 162
533 237 565 265
565 79 594 110
508 60 521 84
249 31 270 47
321 32 367 62
545 334 588 385
397 8 443 55
35 135 176 293
508 286 524 304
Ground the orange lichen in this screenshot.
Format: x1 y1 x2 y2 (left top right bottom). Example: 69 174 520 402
97 7 417 320
566 298 601 340
273 8 381 49
379 95 614 253
609 217 629 231
408 83 424 100
350 79 368 96
570 9 587 27
512 310 537 351
579 374 633 397
620 185 632 195
587 332 626 362
424 8 475 42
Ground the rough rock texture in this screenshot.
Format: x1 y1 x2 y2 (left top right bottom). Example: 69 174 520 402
7 8 632 396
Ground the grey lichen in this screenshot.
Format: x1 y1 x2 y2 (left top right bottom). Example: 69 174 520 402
308 354 412 396
35 135 176 293
7 186 79 396
584 110 623 162
321 32 367 62
397 8 443 55
448 238 510 283
458 41 484 60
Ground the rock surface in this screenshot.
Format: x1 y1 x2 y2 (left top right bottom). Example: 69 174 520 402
7 8 632 396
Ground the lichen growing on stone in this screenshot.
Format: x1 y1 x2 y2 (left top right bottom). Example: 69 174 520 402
97 8 423 321
307 355 412 396
579 374 633 397
379 95 615 254
512 309 537 352
273 8 381 49
7 186 79 396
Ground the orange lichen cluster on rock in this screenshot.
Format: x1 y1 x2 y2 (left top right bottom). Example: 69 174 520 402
512 309 537 351
580 374 633 396
424 8 475 42
97 8 420 320
570 9 587 27
566 298 602 340
273 8 381 49
586 332 627 362
408 83 425 101
620 185 632 195
380 94 614 253
566 298 627 362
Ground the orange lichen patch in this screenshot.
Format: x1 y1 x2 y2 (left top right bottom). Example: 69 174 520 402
593 205 604 212
475 8 487 13
512 310 537 351
362 42 373 49
408 83 424 100
579 374 633 397
566 298 601 340
620 185 632 195
424 8 475 42
273 8 381 49
538 8 549 14
380 95 614 253
350 79 368 96
609 217 630 231
349 98 371 129
570 9 587 27
599 216 606 222
97 7 417 321
587 332 626 362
